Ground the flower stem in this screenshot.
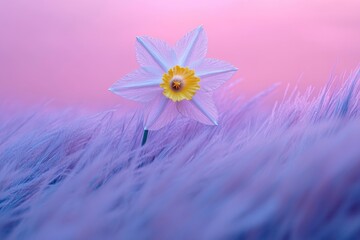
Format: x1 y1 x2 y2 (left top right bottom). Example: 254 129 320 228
141 130 148 146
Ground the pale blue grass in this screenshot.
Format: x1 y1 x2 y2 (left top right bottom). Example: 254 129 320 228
0 69 360 239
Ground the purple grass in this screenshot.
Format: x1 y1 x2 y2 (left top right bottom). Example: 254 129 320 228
1 70 360 239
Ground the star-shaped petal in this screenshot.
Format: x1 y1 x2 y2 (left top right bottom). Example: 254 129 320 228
110 26 237 130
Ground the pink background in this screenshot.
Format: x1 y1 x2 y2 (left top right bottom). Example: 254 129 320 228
0 0 359 109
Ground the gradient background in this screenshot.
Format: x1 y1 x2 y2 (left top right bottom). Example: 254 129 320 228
0 0 359 110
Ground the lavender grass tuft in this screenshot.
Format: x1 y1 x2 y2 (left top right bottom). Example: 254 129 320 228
1 70 360 239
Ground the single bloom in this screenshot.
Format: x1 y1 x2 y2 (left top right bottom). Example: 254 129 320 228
109 26 237 130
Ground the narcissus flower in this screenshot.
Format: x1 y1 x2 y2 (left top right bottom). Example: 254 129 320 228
109 26 237 130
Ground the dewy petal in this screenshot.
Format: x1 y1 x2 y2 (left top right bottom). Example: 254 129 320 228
193 58 238 91
175 26 207 67
177 91 218 125
136 36 176 72
109 67 162 102
144 94 179 130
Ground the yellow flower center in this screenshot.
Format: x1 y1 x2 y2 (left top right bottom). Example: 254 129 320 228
160 65 200 102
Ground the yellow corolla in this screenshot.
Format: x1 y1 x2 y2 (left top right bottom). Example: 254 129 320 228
160 65 200 102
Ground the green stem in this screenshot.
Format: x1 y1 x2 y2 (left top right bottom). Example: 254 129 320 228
141 129 148 146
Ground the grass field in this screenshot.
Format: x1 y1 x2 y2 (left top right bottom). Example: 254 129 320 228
1 70 360 239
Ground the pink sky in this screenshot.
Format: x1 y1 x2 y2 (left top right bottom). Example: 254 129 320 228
0 0 359 109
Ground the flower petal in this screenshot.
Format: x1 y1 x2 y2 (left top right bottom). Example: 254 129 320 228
177 91 218 125
109 67 162 102
136 36 176 72
175 26 207 67
144 94 179 130
193 58 238 91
